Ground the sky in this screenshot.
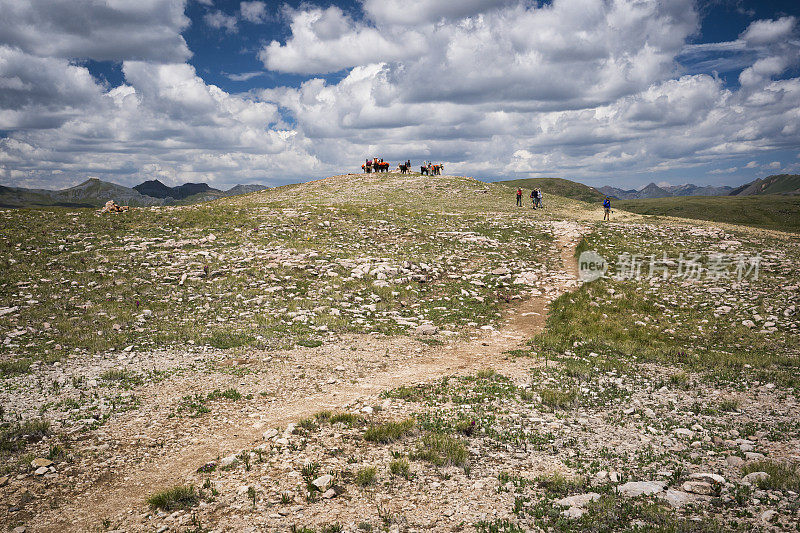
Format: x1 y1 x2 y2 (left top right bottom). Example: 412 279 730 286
0 0 799 190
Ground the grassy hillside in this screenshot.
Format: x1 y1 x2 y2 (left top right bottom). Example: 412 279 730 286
730 174 800 196
494 177 606 203
617 194 800 233
0 173 565 360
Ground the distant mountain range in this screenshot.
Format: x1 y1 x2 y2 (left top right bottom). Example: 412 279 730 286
599 174 800 200
0 178 268 208
598 182 734 200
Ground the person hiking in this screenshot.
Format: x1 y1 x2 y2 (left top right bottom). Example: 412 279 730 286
530 189 536 209
536 189 543 209
516 188 523 207
603 196 612 220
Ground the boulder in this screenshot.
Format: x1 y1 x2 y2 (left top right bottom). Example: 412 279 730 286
617 481 666 497
742 471 769 484
312 474 333 490
682 481 713 495
555 492 600 508
415 324 439 336
688 473 725 485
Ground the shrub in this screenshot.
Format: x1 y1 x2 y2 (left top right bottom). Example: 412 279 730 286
147 485 198 511
364 418 415 443
356 466 377 487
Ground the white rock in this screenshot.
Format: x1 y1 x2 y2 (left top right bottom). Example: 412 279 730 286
555 492 600 508
617 481 666 497
688 473 725 485
312 474 333 490
263 428 278 440
761 510 777 523
682 481 713 495
219 454 237 467
742 472 769 484
415 324 439 336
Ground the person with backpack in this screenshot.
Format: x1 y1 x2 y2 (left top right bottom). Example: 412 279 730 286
530 189 536 209
536 189 543 208
603 196 612 220
516 188 523 207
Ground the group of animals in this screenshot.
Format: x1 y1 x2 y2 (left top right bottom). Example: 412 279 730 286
362 158 444 175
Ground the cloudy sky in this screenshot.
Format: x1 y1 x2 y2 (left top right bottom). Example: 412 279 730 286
1 0 799 190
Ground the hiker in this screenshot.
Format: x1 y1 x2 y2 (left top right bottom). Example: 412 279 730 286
530 189 536 209
536 188 543 209
603 196 611 220
516 187 523 207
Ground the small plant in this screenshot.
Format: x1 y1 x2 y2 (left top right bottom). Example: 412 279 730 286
329 412 364 427
247 485 257 508
321 523 343 533
147 485 198 511
363 418 415 443
389 458 411 479
100 369 128 381
411 433 468 468
238 451 251 471
207 388 242 401
539 387 577 409
301 461 320 480
719 398 740 412
298 417 318 431
357 523 372 532
281 492 293 504
742 460 800 491
356 466 377 487
290 526 316 533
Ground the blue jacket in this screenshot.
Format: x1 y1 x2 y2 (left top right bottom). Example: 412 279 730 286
603 199 611 208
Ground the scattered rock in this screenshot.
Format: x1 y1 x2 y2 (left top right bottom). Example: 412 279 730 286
30 458 53 469
742 472 769 484
688 473 725 485
761 509 777 523
682 481 714 495
312 474 333 491
617 481 666 497
726 455 744 467
555 492 600 508
415 324 439 336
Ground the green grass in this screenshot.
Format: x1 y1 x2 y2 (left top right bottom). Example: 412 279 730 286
363 418 415 443
411 433 468 467
539 387 578 409
495 177 605 204
616 195 800 233
0 358 32 377
389 458 411 479
355 466 377 487
0 419 51 453
742 460 800 491
146 485 198 511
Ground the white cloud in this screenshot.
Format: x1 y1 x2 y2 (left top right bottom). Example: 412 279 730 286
225 71 264 81
767 161 781 169
361 0 515 25
260 6 427 74
240 1 269 23
0 0 190 63
708 167 737 174
2 0 800 190
204 10 238 33
740 16 797 46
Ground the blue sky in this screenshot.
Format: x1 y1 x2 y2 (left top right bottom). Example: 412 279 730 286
1 0 799 190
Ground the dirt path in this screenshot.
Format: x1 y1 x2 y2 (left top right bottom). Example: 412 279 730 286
34 223 584 532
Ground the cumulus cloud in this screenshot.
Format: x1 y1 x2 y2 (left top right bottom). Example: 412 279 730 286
204 10 238 33
0 0 191 63
2 0 800 189
361 0 515 25
260 6 427 74
240 1 269 23
740 16 797 46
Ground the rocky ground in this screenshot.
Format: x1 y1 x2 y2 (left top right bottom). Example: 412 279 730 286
1 173 798 532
